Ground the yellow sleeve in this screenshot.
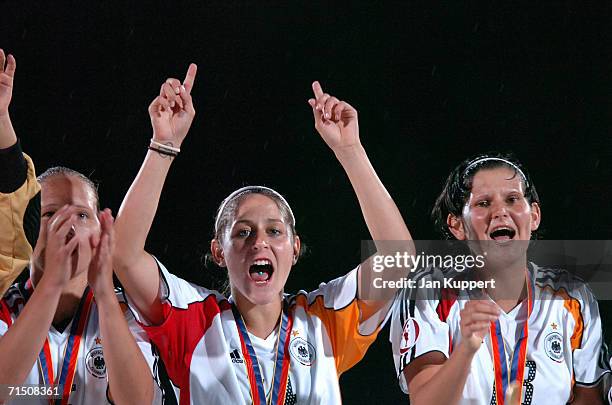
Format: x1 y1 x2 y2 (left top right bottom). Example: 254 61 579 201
0 153 40 295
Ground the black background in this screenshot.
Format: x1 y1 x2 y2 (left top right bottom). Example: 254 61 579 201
2 1 612 402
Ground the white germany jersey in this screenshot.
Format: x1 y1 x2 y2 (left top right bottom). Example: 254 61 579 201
389 263 609 404
0 282 160 405
128 258 386 405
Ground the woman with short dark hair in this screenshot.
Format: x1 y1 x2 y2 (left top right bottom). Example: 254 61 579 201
390 153 606 404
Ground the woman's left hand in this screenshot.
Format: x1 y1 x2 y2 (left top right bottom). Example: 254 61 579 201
308 81 360 153
87 209 115 297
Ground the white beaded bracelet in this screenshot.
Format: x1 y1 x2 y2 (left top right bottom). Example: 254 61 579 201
150 138 181 153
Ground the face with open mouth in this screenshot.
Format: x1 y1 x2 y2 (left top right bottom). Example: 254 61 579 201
448 167 540 245
213 194 300 306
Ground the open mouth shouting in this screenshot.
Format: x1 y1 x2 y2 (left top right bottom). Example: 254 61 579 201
248 258 274 285
488 225 517 243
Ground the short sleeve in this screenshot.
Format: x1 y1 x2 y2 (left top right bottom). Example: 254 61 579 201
124 257 212 326
0 140 28 193
572 285 609 386
299 266 391 375
122 256 226 391
389 275 452 394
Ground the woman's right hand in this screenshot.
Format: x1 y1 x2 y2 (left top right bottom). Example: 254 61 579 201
459 300 499 352
148 64 197 149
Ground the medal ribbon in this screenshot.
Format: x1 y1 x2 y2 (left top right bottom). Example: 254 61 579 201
25 282 94 405
490 272 534 405
232 302 293 405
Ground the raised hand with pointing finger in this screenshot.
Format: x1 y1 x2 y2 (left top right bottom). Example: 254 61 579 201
308 81 360 153
114 63 200 329
307 79 414 328
149 63 197 149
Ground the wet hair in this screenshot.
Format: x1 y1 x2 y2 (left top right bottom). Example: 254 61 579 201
37 166 100 211
431 152 540 239
213 186 297 243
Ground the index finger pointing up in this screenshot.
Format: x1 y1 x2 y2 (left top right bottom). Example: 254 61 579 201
183 63 197 94
312 81 324 98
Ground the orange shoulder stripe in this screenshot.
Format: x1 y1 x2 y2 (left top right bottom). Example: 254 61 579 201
294 294 379 376
541 285 584 350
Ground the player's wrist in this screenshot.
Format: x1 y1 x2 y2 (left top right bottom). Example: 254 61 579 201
36 271 68 294
457 337 481 356
334 143 366 164
0 112 17 142
0 112 13 131
149 136 180 159
91 285 117 304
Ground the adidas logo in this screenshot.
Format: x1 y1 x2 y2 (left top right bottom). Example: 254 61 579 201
230 349 244 364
